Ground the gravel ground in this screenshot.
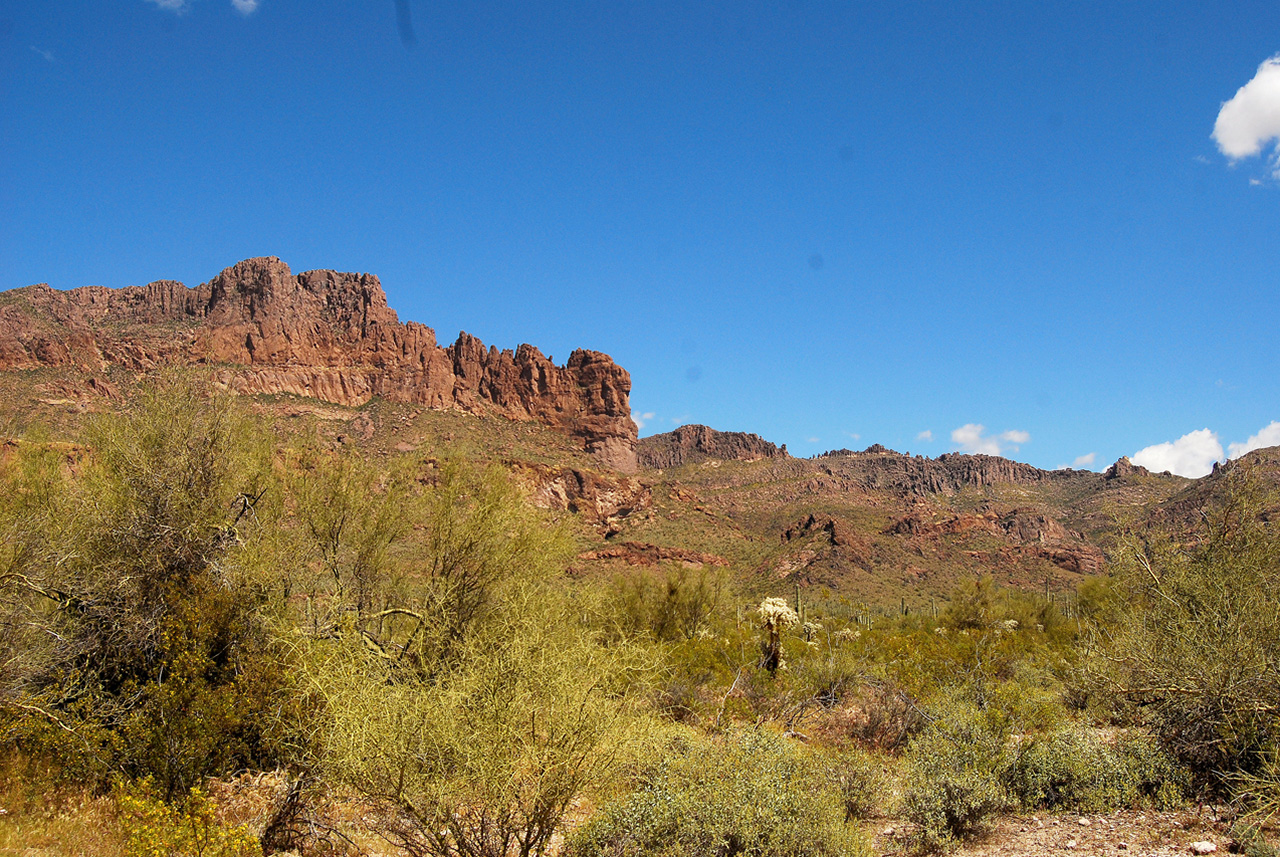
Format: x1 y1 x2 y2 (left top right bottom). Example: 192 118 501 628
872 809 1242 857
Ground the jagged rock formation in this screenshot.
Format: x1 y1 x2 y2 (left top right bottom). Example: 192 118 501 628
637 424 787 469
0 257 638 470
814 446 1088 497
1105 456 1151 480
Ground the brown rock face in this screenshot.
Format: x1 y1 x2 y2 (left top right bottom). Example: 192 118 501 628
0 257 638 470
637 424 788 469
815 446 1085 497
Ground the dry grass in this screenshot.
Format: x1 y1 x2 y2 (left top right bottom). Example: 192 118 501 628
0 758 122 857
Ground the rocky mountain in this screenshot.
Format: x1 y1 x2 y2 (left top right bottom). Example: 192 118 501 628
601 440 1203 604
5 256 1273 607
0 257 638 470
637 424 788 468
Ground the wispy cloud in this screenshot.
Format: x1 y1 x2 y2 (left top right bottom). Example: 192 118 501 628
632 411 655 431
916 429 933 442
1059 452 1100 473
143 0 261 15
1132 429 1222 478
1213 55 1280 178
1228 421 1280 460
806 436 819 444
30 46 55 62
950 424 1030 456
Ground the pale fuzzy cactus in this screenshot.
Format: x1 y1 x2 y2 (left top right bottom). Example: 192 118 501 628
834 627 861 644
757 596 799 630
758 597 798 673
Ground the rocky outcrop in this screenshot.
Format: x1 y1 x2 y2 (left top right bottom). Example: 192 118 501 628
1105 456 1151 480
521 464 652 523
782 512 858 548
0 257 638 470
637 424 787 469
814 447 1091 497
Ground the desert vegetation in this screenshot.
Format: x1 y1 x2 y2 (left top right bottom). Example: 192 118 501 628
1 377 1278 855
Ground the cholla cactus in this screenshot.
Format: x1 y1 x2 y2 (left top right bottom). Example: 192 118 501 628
802 621 823 642
834 627 861 645
758 596 799 631
758 597 798 673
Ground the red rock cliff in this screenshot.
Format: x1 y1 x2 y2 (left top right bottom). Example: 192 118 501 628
0 257 638 471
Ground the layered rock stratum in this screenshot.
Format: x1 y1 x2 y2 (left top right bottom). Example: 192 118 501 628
0 257 638 470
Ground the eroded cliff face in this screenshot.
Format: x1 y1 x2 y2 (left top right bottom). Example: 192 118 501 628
0 257 638 471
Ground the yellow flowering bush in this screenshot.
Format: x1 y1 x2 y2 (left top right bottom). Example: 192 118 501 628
114 777 258 857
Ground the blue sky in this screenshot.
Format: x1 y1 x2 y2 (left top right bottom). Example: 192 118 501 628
3 1 1279 476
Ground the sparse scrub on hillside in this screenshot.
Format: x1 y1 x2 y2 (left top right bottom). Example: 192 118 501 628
603 564 726 643
1 380 1245 855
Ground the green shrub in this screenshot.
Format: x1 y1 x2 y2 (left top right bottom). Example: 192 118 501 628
604 565 725 643
827 747 885 821
567 729 868 857
900 704 1011 852
1009 728 1186 812
313 560 649 857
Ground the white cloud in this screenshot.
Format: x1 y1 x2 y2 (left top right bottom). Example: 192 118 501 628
1132 429 1223 478
632 411 655 431
231 0 260 13
1072 452 1097 468
845 432 861 441
1213 55 1280 176
951 424 1030 456
30 46 55 62
1228 421 1280 460
806 436 819 444
145 0 191 12
916 430 933 442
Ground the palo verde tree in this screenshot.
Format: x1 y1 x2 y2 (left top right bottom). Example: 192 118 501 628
289 443 417 639
1086 468 1280 789
0 375 291 795
304 462 651 857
